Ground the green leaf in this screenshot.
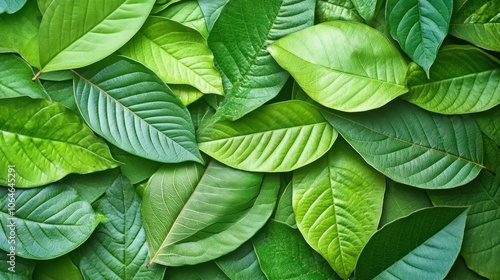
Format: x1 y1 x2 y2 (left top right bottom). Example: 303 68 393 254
208 0 315 120
157 0 209 38
0 183 102 259
33 255 82 280
475 106 500 146
169 84 204 106
36 0 51 14
322 100 485 189
252 220 340 279
198 0 229 31
386 0 453 75
0 0 26 14
403 45 500 114
80 175 166 279
274 182 297 228
0 54 49 100
120 16 223 95
38 0 155 72
428 136 500 279
142 161 279 266
61 169 120 204
73 55 202 164
450 0 500 52
215 242 267 280
446 256 488 280
42 80 78 113
198 101 337 172
351 0 379 22
315 0 363 23
108 144 161 184
0 253 34 279
268 21 408 112
292 138 386 279
355 207 468 279
165 262 229 280
0 97 119 188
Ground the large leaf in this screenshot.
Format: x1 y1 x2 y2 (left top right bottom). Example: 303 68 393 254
197 101 337 172
0 0 26 14
38 0 155 72
120 16 222 95
142 161 279 266
0 97 119 188
42 80 78 113
315 0 363 23
157 0 208 38
80 175 165 279
322 100 485 189
0 183 102 259
0 54 49 100
475 106 500 146
386 0 453 75
268 21 408 112
73 55 202 164
450 0 500 52
355 207 468 279
292 139 386 279
215 242 267 280
403 45 500 114
208 0 315 120
428 136 500 279
0 254 34 279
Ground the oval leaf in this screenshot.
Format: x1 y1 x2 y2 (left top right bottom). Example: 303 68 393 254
0 254 34 279
0 54 49 100
268 21 408 112
355 207 468 279
73 55 202 164
322 100 485 189
157 1 209 38
197 100 338 172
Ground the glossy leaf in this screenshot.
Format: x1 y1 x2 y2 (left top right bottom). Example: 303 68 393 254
157 0 208 38
215 242 267 280
80 175 166 279
403 45 500 114
269 21 408 112
386 0 453 75
197 101 337 172
0 0 26 14
450 0 500 52
198 0 229 31
142 161 279 266
475 106 500 146
0 97 119 188
355 207 468 279
0 183 102 259
274 182 296 228
38 0 155 72
315 0 363 23
0 254 34 279
0 54 49 100
73 55 202 164
120 16 223 95
322 100 485 189
292 139 386 279
32 255 82 280
208 0 315 120
428 137 500 279
351 0 378 22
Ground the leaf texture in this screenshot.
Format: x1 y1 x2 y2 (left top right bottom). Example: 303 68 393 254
215 242 267 280
475 106 500 147
0 54 49 100
0 0 26 14
157 1 208 38
315 0 363 23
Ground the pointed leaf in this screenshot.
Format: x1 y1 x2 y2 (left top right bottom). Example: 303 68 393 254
0 97 119 188
32 255 82 280
315 0 363 23
447 256 488 280
322 100 485 189
0 0 26 14
355 207 468 279
268 21 408 112
38 0 155 72
108 145 161 184
197 101 338 172
475 106 500 146
292 138 386 279
73 55 202 164
142 161 279 266
274 182 297 228
0 183 101 259
208 0 315 120
157 1 208 38
198 0 229 31
351 0 378 22
42 80 78 113
215 242 267 280
0 54 49 100
169 84 204 106
61 169 120 204
386 0 453 75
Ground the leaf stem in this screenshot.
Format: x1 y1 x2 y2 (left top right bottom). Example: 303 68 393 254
32 71 41 81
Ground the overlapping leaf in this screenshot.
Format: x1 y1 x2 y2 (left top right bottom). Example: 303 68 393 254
197 0 229 31
0 54 49 100
274 182 296 228
315 0 363 23
268 21 408 112
0 254 34 279
475 106 500 146
32 255 82 280
351 0 379 22
0 0 26 14
197 101 337 172
322 100 485 189
215 242 267 280
73 55 202 164
157 1 208 38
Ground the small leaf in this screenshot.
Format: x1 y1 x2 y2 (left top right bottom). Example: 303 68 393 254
0 54 49 100
322 100 485 189
446 256 488 280
351 0 379 22
0 0 27 14
198 101 337 172
198 0 229 31
386 0 453 75
215 242 267 280
355 207 468 279
108 145 161 184
157 0 209 38
475 106 500 146
42 80 78 113
73 55 202 164
315 0 363 23
268 21 408 112
0 97 119 188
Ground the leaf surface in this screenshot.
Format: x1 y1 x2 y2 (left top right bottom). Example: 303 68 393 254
315 0 363 23
0 0 26 14
198 0 229 31
475 106 500 146
274 182 296 228
157 1 208 38
0 54 49 100
215 242 267 280
32 255 82 280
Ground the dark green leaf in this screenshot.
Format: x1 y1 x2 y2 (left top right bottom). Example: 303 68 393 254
42 80 78 113
475 106 500 147
215 242 267 280
33 255 82 280
446 256 487 280
274 182 296 228
0 54 49 100
0 253 34 279
61 169 120 204
157 0 208 38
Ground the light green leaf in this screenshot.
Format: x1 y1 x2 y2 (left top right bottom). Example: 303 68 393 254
38 0 155 72
36 0 51 14
198 0 229 31
292 138 386 279
142 161 279 266
450 0 500 52
80 175 166 279
475 106 500 146
0 97 119 188
33 255 82 280
268 21 408 112
0 0 26 14
0 183 101 259
322 100 485 189
38 70 74 81
120 16 223 95
386 0 453 75
351 0 379 22
208 0 315 120
315 0 363 23
215 242 267 280
403 45 500 114
428 136 500 280
157 0 208 38
151 0 180 14
355 207 468 279
73 55 202 164
198 101 337 172
108 144 161 184
274 182 297 228
0 253 34 279
252 220 340 279
0 54 49 100
169 84 204 106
